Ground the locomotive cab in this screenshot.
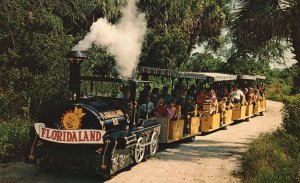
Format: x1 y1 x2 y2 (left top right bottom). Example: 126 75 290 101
25 51 160 179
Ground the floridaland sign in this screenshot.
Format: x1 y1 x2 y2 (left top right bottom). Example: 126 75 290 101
34 106 106 144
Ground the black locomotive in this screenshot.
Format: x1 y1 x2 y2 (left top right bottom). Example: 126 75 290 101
25 51 160 179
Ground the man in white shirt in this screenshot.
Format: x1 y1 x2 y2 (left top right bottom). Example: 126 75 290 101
232 85 244 103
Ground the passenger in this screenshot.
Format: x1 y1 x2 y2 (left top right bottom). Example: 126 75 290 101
219 97 227 124
243 88 248 95
179 89 188 107
172 85 181 103
258 85 266 98
226 88 233 101
188 84 197 99
138 85 151 104
183 89 195 114
208 89 218 114
246 87 255 104
183 95 195 115
161 86 172 105
167 101 177 121
186 89 195 102
196 89 207 111
253 89 260 100
221 87 229 98
140 95 155 118
155 97 166 117
253 89 260 107
151 87 160 107
219 97 234 124
232 85 244 103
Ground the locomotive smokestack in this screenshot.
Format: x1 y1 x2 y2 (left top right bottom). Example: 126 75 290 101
65 51 86 100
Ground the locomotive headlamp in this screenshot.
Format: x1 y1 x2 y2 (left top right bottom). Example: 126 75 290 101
66 51 87 101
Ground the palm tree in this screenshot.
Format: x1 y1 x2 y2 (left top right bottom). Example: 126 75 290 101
231 0 300 87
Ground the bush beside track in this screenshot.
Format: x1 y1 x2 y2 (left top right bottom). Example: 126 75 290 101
0 118 30 163
241 96 300 183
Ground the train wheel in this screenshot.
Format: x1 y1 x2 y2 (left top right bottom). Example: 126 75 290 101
149 132 159 156
134 137 145 163
260 112 264 116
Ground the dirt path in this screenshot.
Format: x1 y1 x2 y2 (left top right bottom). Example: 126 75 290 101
0 101 283 183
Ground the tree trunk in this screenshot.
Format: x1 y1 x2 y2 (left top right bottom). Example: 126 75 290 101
291 20 300 93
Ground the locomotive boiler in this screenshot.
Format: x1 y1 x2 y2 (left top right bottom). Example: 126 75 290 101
25 51 160 179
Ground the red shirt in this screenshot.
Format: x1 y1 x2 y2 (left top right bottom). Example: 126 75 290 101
196 95 206 105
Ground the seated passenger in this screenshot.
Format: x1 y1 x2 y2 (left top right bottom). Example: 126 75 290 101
172 84 181 102
179 89 188 107
196 89 207 110
161 86 172 105
140 95 155 118
246 87 255 104
243 88 248 95
155 97 166 117
219 97 227 124
219 97 234 124
167 101 177 121
253 89 260 106
208 89 218 114
183 95 195 115
220 87 229 99
151 87 160 107
232 85 244 103
260 85 266 98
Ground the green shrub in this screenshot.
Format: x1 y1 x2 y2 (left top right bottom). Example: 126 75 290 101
0 117 30 163
242 131 300 183
282 94 300 140
242 94 300 183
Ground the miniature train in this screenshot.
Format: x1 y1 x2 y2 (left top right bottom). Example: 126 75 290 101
25 51 267 179
25 51 160 179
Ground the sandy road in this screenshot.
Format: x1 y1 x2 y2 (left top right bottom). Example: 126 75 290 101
0 100 283 183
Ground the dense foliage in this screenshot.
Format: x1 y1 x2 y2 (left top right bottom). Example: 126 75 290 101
138 0 231 68
231 0 300 90
242 96 300 183
0 118 30 163
266 66 297 101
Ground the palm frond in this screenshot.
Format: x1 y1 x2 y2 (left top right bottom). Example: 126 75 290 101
231 0 294 52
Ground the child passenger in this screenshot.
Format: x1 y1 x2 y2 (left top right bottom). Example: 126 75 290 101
208 89 218 114
219 97 234 124
155 97 166 117
167 101 177 121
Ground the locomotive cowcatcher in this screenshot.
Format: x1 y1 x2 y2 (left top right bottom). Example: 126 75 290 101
25 51 160 179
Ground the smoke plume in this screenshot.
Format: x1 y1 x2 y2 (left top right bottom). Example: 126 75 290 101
72 0 147 78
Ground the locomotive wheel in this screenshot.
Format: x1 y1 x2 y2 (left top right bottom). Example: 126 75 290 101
260 112 264 116
149 132 159 156
134 137 145 163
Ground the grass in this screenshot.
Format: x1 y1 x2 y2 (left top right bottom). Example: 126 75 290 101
241 95 300 183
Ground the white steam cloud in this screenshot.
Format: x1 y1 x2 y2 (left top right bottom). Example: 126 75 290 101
72 0 147 78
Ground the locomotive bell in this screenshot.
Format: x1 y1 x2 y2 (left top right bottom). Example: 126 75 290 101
66 51 86 100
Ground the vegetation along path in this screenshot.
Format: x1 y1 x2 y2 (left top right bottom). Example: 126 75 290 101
0 100 282 183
